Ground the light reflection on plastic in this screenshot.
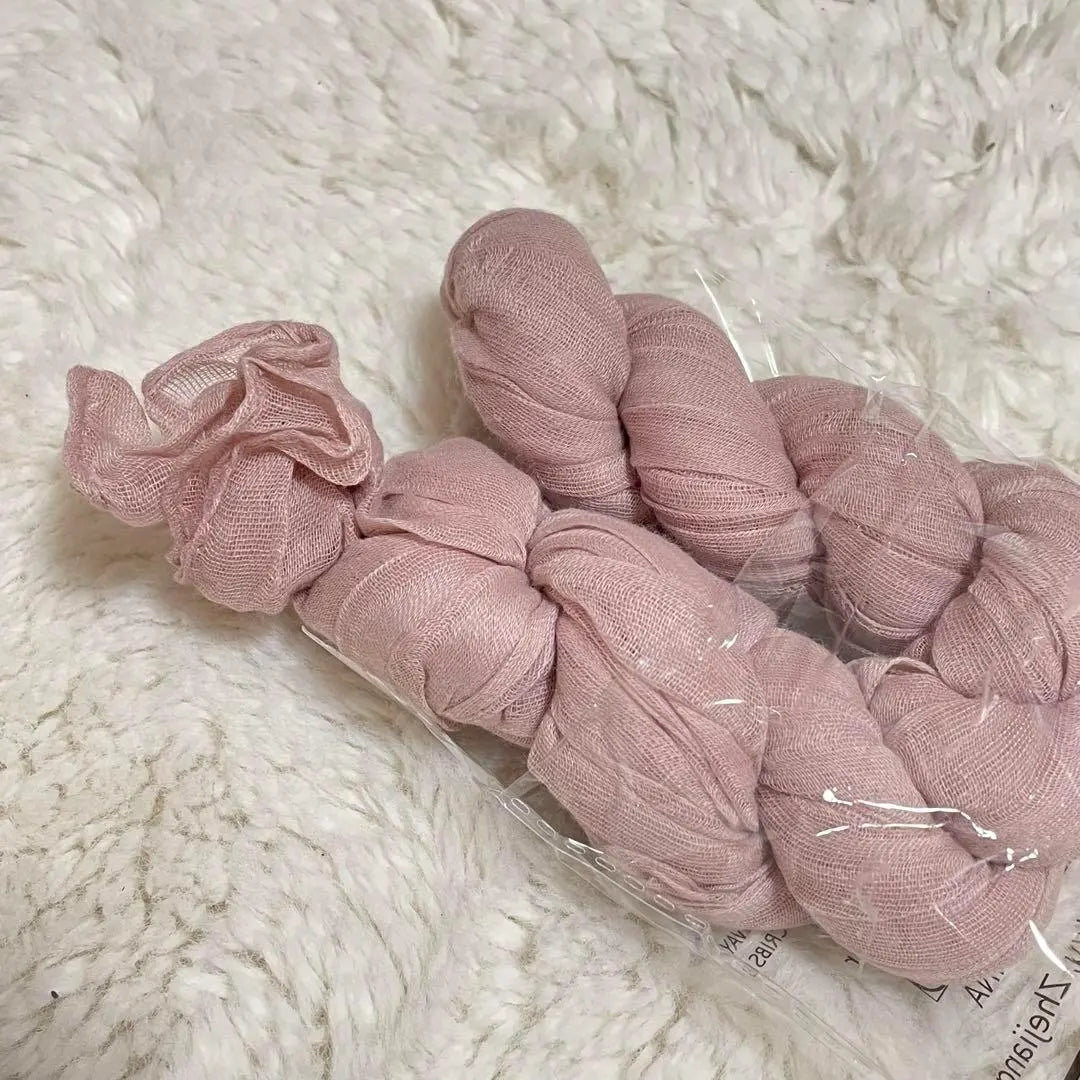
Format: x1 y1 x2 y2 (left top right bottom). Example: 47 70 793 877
748 296 780 378
817 821 946 838
695 270 757 383
932 903 960 933
1004 849 1039 872
1029 920 1071 977
820 788 998 840
979 673 996 723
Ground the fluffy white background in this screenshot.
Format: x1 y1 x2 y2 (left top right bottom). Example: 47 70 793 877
3 1 1080 1077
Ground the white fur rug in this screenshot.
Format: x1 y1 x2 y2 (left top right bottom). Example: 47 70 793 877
4 2 1080 1078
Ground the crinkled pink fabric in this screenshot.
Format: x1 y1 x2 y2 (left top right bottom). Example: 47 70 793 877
64 322 382 613
63 319 1074 984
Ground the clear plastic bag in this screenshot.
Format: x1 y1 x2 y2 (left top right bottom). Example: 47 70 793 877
300 277 1080 1080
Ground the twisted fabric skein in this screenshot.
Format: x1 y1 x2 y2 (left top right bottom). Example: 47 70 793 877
443 210 1080 646
63 320 1073 983
443 207 1080 901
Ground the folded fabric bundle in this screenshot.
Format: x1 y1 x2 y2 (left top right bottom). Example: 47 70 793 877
61 303 1076 983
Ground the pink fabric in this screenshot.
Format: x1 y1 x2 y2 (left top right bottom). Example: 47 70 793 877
64 322 381 613
63 317 1077 984
442 209 1080 873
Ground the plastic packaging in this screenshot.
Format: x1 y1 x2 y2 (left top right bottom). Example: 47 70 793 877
297 275 1080 1080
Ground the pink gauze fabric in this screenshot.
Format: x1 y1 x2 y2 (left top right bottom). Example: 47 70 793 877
443 209 1080 891
64 319 1076 985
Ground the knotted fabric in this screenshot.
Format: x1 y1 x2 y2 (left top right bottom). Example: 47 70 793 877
63 320 1073 983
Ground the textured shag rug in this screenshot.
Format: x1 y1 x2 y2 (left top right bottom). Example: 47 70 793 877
4 2 1080 1077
